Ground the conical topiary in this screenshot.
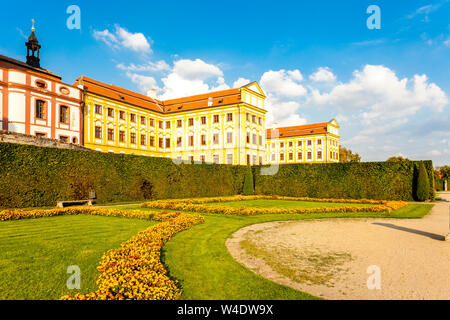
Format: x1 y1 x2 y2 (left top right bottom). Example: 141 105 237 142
243 166 254 195
415 162 430 201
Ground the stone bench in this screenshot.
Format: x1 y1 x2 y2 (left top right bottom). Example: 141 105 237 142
57 200 93 208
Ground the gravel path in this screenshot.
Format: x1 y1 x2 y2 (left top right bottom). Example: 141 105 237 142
226 194 450 300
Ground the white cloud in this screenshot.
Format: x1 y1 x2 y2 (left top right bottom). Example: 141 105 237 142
260 69 307 98
428 150 442 156
93 25 151 53
233 78 251 88
308 65 447 126
172 59 223 80
126 72 158 92
309 67 336 82
158 59 227 99
117 60 170 72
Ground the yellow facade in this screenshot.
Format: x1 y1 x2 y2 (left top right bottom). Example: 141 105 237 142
82 80 267 165
266 120 340 164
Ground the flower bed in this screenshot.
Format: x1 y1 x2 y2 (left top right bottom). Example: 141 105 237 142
61 212 204 300
0 207 204 300
140 195 407 215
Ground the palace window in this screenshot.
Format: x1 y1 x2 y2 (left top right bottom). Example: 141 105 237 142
201 116 206 125
280 142 284 148
213 114 219 123
246 113 250 121
308 152 312 160
259 135 262 146
59 136 68 143
36 100 46 119
150 136 155 147
119 131 125 143
318 139 322 145
289 141 293 147
188 118 194 126
159 121 164 129
200 155 206 163
246 155 250 165
308 140 312 146
271 153 276 161
95 104 102 115
213 133 219 145
188 135 194 147
107 108 114 118
280 153 284 161
201 134 206 146
227 113 233 122
141 134 146 146
177 137 182 148
253 155 257 164
165 121 171 129
252 134 257 145
252 115 256 123
59 105 69 124
130 133 136 144
289 153 293 161
177 120 182 128
165 138 171 148
107 128 114 141
141 116 146 125
36 132 46 138
149 118 154 127
189 156 194 163
159 138 164 148
95 126 102 139
246 132 250 144
119 111 125 120
258 117 262 125
259 156 263 165
298 141 302 147
213 154 219 164
227 132 233 144
130 114 136 123
298 152 302 160
318 151 322 159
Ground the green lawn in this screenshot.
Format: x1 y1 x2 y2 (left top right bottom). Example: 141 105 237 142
159 202 433 300
204 199 374 208
0 215 154 300
0 200 433 300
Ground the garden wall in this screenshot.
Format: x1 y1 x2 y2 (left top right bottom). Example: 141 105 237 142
0 142 434 208
254 161 435 201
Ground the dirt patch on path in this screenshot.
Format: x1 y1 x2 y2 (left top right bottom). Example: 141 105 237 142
226 197 450 300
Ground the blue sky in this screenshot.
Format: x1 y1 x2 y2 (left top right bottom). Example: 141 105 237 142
1 0 449 165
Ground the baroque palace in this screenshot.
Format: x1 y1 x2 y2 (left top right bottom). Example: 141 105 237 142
0 25 340 165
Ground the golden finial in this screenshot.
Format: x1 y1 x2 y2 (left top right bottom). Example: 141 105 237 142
31 18 35 32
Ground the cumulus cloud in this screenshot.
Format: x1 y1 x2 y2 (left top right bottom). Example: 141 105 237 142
308 65 447 126
117 60 170 72
260 69 307 98
93 25 151 53
309 67 336 82
126 72 158 92
233 77 251 88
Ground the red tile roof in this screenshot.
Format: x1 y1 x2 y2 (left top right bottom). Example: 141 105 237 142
76 76 243 114
267 122 329 139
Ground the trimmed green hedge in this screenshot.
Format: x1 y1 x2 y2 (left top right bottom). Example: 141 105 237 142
0 142 434 208
0 143 247 208
254 161 435 201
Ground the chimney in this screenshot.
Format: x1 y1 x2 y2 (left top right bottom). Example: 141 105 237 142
147 88 157 99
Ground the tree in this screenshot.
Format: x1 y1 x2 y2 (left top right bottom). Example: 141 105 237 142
339 146 361 162
242 166 254 195
438 165 450 180
386 156 410 162
415 162 430 201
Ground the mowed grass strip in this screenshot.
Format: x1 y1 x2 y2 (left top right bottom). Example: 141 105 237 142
0 215 155 300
